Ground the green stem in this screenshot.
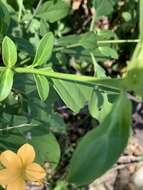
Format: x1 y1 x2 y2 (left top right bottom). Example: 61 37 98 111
26 0 43 31
90 52 97 75
98 39 140 44
0 123 37 132
53 39 139 52
15 67 124 90
140 0 143 42
90 15 96 31
53 43 80 52
18 0 23 23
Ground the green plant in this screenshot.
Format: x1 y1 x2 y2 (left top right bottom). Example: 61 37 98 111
0 0 142 189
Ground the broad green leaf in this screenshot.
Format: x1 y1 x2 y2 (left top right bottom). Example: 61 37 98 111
98 46 118 59
47 113 67 134
79 32 97 50
68 93 131 185
92 0 114 19
36 0 70 23
34 74 49 101
0 69 14 102
40 19 49 36
2 36 17 66
31 32 54 67
30 132 61 167
53 79 92 113
0 1 10 37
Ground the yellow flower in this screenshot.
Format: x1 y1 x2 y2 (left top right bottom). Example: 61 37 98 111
0 144 46 190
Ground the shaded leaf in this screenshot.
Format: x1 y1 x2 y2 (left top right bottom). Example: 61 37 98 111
79 32 97 50
98 46 118 59
30 132 61 167
68 93 131 185
0 1 10 37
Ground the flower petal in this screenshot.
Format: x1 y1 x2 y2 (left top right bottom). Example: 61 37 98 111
17 144 35 166
0 169 19 185
7 177 25 190
25 163 46 182
0 150 22 170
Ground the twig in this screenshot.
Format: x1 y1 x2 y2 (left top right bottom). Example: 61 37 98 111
26 0 43 31
0 123 38 131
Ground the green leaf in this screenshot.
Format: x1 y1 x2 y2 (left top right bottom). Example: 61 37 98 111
47 112 67 134
40 19 49 36
89 93 112 123
34 74 49 101
53 79 92 113
125 42 143 97
56 34 80 47
2 36 17 66
92 0 114 19
31 32 54 67
30 132 61 168
36 0 71 23
0 1 10 37
122 12 131 22
98 46 118 59
79 32 97 50
88 90 103 118
68 92 131 186
0 68 14 102
97 30 116 40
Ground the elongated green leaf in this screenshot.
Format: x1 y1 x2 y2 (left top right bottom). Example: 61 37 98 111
34 74 49 101
2 36 17 66
68 93 131 185
0 69 14 102
36 0 70 23
0 1 10 37
31 32 54 67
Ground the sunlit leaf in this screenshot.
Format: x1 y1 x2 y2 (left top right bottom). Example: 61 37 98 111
31 32 54 67
2 36 17 66
0 69 14 102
